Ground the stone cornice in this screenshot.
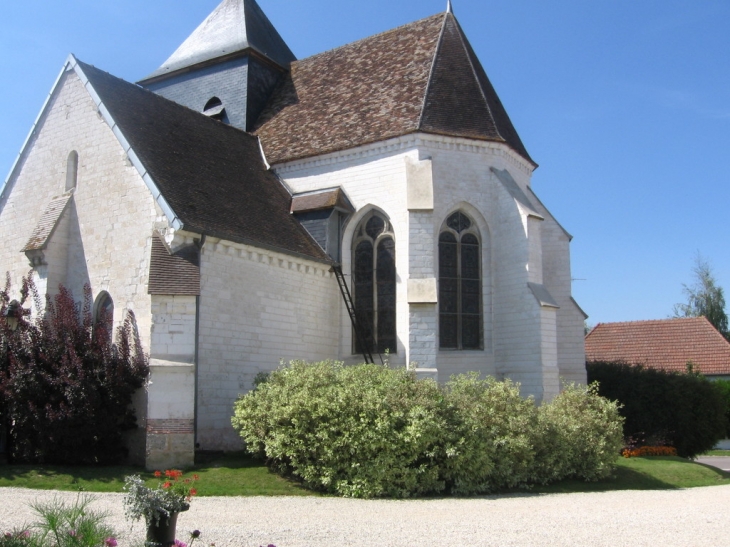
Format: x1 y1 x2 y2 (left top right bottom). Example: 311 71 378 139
272 133 535 178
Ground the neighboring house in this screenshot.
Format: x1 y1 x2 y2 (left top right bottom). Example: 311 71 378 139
585 317 730 379
0 0 586 469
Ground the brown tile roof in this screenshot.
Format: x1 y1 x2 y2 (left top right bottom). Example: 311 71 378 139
585 317 730 376
254 13 533 165
148 233 200 296
21 194 72 252
77 60 328 263
290 188 354 214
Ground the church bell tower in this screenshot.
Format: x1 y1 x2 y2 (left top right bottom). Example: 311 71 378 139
138 0 295 131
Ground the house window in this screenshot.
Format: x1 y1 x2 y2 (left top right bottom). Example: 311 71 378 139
439 211 482 349
352 211 396 354
65 151 78 191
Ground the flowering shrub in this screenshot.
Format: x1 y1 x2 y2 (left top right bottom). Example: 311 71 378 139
123 470 199 526
232 361 626 498
622 446 678 458
439 373 537 494
0 275 148 464
532 383 624 483
233 360 445 498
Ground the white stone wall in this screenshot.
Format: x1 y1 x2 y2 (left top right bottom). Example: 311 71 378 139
0 69 163 462
147 295 196 469
0 70 159 344
195 239 341 450
528 189 587 386
275 134 575 401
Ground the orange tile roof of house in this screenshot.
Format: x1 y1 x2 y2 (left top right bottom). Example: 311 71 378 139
585 317 730 376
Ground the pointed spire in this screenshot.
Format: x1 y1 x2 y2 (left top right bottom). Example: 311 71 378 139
140 0 295 82
446 0 453 13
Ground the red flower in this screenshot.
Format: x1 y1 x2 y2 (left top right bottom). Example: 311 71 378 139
162 481 172 489
154 471 162 478
189 488 197 497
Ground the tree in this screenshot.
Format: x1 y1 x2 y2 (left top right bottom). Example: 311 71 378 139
0 275 148 464
673 254 729 339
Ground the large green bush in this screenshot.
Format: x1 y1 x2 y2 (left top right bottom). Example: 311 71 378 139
233 361 624 498
587 361 727 458
439 373 537 494
533 383 624 483
232 360 445 498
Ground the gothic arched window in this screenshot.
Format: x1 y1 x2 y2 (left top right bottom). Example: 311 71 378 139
352 211 396 354
439 211 482 350
93 291 114 343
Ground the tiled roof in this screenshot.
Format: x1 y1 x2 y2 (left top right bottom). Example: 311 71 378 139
21 194 72 252
148 233 200 296
141 0 295 82
291 188 354 214
77 60 328 262
585 317 730 375
254 12 533 165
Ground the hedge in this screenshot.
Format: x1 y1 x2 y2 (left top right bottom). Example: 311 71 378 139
586 361 727 458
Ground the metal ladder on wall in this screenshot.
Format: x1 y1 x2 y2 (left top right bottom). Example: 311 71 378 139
331 265 375 364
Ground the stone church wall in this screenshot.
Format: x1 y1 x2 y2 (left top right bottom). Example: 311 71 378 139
0 70 163 464
195 239 340 450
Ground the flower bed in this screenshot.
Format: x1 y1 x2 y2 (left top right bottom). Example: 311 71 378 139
622 446 678 458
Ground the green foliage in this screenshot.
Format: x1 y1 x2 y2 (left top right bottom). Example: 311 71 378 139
439 373 537 494
673 254 728 338
587 361 728 458
0 495 118 547
232 360 445 498
233 360 626 498
712 379 730 438
0 275 149 464
533 383 624 483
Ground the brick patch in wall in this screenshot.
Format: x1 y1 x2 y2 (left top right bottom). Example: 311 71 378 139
147 419 194 435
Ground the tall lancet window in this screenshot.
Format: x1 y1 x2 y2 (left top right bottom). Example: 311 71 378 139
352 211 396 354
439 211 482 350
65 151 78 191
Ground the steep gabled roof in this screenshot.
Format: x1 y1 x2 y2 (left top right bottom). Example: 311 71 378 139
585 317 730 375
141 0 295 82
148 233 201 296
21 193 72 252
72 58 327 262
254 12 533 166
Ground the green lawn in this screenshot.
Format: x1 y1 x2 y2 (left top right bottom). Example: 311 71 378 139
1 452 728 496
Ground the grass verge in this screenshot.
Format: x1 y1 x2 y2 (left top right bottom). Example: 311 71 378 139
0 453 728 496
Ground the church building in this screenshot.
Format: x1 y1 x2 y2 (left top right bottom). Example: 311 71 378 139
0 0 587 468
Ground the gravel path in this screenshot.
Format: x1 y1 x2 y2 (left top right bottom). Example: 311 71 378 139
2 486 730 546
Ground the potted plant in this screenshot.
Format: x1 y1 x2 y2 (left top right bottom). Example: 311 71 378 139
123 470 199 547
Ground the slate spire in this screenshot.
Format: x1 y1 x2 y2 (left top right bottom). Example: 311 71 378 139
138 0 295 132
141 0 295 81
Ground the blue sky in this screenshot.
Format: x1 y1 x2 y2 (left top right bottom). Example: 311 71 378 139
2 0 729 326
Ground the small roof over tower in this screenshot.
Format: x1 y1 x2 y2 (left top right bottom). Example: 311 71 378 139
140 0 296 82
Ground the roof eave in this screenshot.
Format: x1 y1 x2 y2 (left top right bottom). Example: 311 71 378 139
70 56 184 231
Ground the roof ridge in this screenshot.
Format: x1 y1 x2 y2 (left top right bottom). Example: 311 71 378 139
448 13 497 138
417 13 449 130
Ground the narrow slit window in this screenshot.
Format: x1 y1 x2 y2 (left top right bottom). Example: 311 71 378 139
65 151 78 191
